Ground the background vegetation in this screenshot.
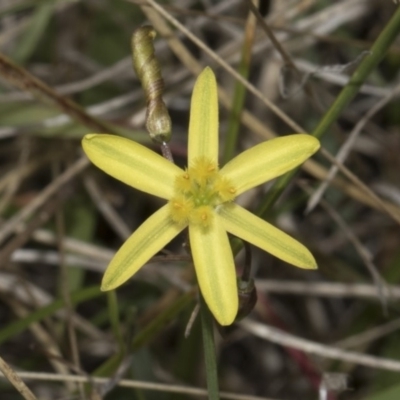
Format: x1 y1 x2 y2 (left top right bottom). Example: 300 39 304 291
0 0 400 399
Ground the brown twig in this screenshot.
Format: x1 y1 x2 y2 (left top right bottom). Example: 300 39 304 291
0 52 117 134
240 319 400 372
0 156 88 246
0 356 37 400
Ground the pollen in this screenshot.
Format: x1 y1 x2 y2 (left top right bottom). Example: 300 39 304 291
169 196 194 226
191 206 213 229
189 157 218 186
214 176 237 202
175 170 192 193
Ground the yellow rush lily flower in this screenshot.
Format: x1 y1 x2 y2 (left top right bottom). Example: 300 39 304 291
82 67 320 326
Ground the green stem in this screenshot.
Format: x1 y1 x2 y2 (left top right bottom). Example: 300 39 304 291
257 6 400 217
222 4 257 165
200 296 220 400
107 290 125 353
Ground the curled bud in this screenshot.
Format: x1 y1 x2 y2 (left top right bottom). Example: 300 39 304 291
132 26 172 142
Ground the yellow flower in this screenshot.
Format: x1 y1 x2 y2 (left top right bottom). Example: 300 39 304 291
82 67 320 326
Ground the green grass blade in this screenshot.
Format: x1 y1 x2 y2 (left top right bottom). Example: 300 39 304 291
257 5 400 217
222 9 256 165
13 0 54 63
92 292 194 378
0 286 101 345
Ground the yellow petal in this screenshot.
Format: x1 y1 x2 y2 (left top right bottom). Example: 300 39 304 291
101 204 185 290
82 134 182 200
219 204 317 270
220 134 320 195
188 67 219 165
189 218 238 326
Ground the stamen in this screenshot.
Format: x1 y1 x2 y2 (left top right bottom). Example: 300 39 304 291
169 157 236 228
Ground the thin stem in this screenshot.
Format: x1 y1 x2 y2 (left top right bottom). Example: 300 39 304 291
160 141 174 163
200 296 220 400
107 290 126 353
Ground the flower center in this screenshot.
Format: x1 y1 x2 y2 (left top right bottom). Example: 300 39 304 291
168 157 236 229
